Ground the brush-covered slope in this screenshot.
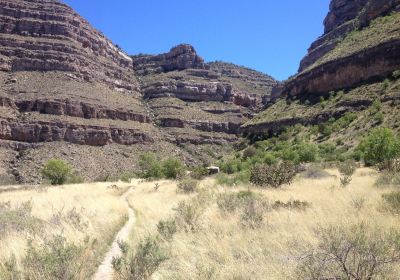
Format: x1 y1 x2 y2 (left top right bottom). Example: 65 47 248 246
243 0 400 147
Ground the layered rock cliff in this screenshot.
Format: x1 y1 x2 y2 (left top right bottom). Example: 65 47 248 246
243 0 400 137
0 0 278 182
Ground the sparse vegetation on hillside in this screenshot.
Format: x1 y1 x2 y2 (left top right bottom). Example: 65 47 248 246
306 12 400 71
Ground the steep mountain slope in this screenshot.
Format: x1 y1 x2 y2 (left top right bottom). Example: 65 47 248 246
0 0 277 183
243 0 400 147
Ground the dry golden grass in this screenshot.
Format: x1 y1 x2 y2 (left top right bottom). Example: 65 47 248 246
1 169 399 279
0 181 133 276
151 168 400 279
125 179 190 243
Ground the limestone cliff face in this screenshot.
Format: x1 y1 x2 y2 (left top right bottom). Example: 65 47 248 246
299 0 400 72
242 0 400 136
132 44 208 75
281 0 400 100
0 0 279 182
0 0 139 91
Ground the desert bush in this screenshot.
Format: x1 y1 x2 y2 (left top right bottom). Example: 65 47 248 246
177 178 198 193
114 235 169 280
65 172 85 184
357 128 400 166
382 191 400 214
302 165 331 179
338 160 357 187
297 143 319 163
137 152 163 179
157 218 177 240
215 170 250 187
23 235 88 280
0 201 42 237
190 166 209 180
162 157 185 179
280 147 300 164
41 159 73 185
242 146 257 159
297 223 400 280
272 200 310 211
219 158 243 174
250 162 297 188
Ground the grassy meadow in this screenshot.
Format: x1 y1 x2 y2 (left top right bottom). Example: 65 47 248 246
0 167 400 279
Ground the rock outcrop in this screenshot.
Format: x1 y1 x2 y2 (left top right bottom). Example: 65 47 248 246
0 0 139 92
243 0 400 137
299 0 400 72
280 0 400 99
132 44 208 75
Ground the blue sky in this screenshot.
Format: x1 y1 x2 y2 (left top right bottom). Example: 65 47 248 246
63 0 330 81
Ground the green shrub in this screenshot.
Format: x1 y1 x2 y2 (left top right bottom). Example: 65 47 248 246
215 170 250 187
263 153 277 165
65 173 84 184
23 235 87 280
118 172 136 183
157 218 177 240
357 128 400 166
297 143 319 163
41 159 73 185
280 148 300 164
250 162 298 188
382 191 400 213
177 179 198 193
114 235 169 280
374 111 384 124
190 166 209 180
242 146 257 159
162 158 185 179
219 158 242 174
137 153 163 179
297 223 400 280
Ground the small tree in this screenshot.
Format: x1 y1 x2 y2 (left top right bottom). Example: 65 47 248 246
358 128 400 166
137 153 162 179
162 158 185 179
41 159 72 185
